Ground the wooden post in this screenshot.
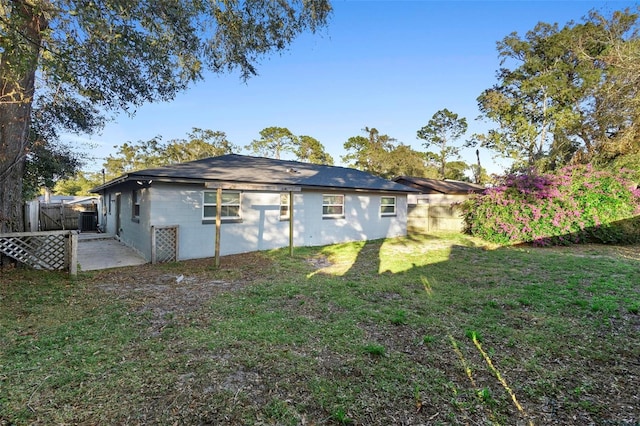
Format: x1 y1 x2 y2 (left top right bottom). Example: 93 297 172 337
151 226 157 264
289 191 294 257
61 204 66 230
214 187 222 268
69 231 78 276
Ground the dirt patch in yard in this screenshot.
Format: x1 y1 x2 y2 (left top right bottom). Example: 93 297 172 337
90 252 278 335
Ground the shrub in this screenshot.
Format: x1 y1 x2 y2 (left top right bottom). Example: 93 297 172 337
462 165 640 246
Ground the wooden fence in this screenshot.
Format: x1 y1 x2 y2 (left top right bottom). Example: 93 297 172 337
38 203 93 231
407 203 465 234
0 230 78 275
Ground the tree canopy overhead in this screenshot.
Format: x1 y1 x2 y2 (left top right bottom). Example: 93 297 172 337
470 7 640 172
0 0 331 232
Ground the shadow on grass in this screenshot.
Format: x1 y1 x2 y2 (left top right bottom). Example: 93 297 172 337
314 228 640 426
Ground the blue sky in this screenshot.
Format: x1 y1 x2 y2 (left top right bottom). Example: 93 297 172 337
75 0 636 176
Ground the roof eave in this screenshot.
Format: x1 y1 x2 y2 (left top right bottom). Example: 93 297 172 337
90 173 419 195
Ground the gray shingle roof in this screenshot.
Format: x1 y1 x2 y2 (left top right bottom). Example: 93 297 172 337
92 154 417 193
394 176 485 194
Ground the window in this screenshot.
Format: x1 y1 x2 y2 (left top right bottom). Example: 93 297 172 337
132 189 141 220
380 196 396 216
322 194 344 218
280 193 290 220
203 191 241 220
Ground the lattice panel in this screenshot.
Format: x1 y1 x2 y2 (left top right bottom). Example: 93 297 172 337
0 233 67 270
154 226 177 263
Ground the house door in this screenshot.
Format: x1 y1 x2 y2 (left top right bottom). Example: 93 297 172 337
115 193 121 237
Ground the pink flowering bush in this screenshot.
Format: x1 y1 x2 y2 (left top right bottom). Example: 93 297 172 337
462 165 640 246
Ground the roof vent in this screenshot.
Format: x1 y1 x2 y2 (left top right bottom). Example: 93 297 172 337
286 167 300 174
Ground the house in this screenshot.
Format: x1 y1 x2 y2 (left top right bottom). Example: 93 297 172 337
393 176 485 234
90 154 418 262
393 176 485 205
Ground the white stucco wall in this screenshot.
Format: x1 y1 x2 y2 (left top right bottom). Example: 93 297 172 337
101 183 408 261
117 187 151 259
148 184 294 260
100 187 151 259
298 192 406 247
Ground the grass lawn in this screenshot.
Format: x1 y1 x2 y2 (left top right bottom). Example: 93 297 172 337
1 232 639 425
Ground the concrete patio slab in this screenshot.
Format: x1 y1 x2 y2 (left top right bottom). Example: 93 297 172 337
78 234 147 271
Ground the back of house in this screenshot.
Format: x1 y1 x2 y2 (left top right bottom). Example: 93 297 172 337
91 154 417 262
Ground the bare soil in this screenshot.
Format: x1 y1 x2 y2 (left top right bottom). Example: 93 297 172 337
91 252 273 335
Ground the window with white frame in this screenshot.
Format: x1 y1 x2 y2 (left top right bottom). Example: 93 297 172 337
280 193 290 220
380 196 396 216
322 194 344 218
132 189 141 219
203 191 241 220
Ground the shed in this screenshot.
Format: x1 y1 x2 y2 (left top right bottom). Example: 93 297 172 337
90 154 417 263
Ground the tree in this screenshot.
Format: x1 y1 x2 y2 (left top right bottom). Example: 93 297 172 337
103 128 236 178
444 161 471 181
573 9 640 167
296 135 334 165
246 127 298 159
417 109 468 179
385 144 436 179
54 171 104 196
342 127 396 177
103 138 164 179
0 0 331 232
162 128 238 164
23 138 83 200
470 149 490 185
342 127 431 179
470 8 640 171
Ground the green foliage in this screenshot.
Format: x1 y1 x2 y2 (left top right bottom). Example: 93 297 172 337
245 127 334 164
246 126 298 159
444 160 471 181
465 329 483 342
102 128 236 178
422 335 435 344
417 108 468 179
54 171 104 196
462 164 640 245
23 137 83 199
471 8 640 171
342 127 438 178
390 309 408 325
296 135 334 165
362 343 386 356
0 0 331 231
29 1 331 113
162 128 238 164
342 127 396 177
332 408 355 425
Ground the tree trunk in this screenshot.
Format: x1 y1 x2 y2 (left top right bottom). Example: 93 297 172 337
0 1 46 233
